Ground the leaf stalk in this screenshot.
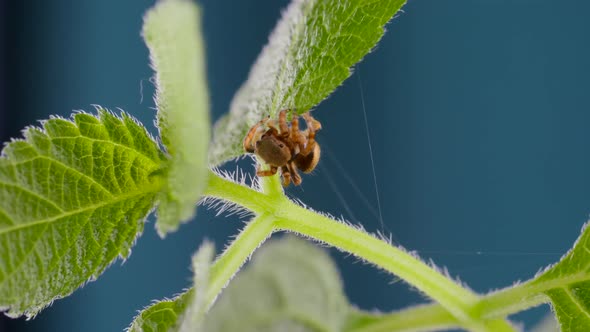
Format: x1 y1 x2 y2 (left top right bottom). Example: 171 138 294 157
203 171 517 331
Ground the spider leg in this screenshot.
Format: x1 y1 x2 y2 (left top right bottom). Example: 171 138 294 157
256 165 278 177
278 109 290 137
290 114 306 154
290 114 299 137
243 116 269 153
281 165 291 186
302 112 322 131
266 119 278 129
288 161 302 186
265 126 280 137
262 120 281 139
301 112 322 156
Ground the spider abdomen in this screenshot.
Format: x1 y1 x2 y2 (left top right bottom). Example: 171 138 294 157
294 143 320 173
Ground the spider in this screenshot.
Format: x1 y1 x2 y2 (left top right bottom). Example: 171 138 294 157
243 109 321 186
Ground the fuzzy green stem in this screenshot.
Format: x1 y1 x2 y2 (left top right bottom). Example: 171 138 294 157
273 200 514 332
344 281 551 332
203 171 275 213
206 213 275 308
204 172 516 331
478 283 549 319
259 167 285 196
273 207 478 311
345 306 457 332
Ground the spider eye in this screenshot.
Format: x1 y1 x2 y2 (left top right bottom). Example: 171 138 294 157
279 144 285 148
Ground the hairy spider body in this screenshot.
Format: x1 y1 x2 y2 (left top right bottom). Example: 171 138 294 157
256 133 292 167
243 110 321 186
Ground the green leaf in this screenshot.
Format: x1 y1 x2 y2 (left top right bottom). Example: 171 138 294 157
203 236 349 332
209 0 406 165
128 291 192 332
128 241 213 332
0 109 164 318
143 0 211 236
529 222 590 332
178 241 214 332
127 237 349 332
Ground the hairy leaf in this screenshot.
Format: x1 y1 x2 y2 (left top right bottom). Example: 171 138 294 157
127 237 349 332
178 241 214 332
128 290 192 332
530 222 590 332
128 241 213 332
203 236 348 332
0 109 164 318
143 0 210 236
209 0 406 165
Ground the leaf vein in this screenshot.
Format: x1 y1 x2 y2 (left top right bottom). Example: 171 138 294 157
0 208 14 225
0 223 48 285
5 155 114 197
50 136 160 166
0 185 159 236
0 182 64 215
563 287 590 319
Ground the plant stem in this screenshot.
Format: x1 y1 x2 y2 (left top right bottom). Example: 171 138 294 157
345 306 457 332
478 283 549 319
206 213 275 308
203 170 275 213
273 200 514 332
203 172 517 331
349 284 550 332
273 205 478 311
259 166 285 196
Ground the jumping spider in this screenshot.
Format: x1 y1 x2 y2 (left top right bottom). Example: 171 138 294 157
243 109 321 186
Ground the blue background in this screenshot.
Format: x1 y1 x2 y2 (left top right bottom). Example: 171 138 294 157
2 0 590 331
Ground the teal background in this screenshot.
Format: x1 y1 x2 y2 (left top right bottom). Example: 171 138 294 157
2 0 590 331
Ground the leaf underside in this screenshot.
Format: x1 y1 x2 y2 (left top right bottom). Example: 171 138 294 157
143 0 210 236
531 222 590 332
127 240 213 332
128 236 350 332
177 241 214 332
0 109 164 318
204 236 348 332
209 0 407 165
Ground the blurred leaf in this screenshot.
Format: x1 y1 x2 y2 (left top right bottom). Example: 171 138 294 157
143 0 210 236
128 237 350 332
531 314 559 332
530 222 590 332
209 0 407 165
127 240 213 332
0 109 164 318
128 241 213 332
203 236 349 332
178 241 214 332
128 291 192 332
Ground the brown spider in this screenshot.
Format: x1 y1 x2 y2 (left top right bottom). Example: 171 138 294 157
243 109 321 186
